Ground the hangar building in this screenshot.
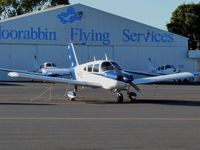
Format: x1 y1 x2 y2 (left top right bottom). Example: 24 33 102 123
0 3 198 81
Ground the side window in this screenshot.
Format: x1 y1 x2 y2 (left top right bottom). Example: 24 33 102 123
88 64 93 72
84 67 87 71
93 64 99 72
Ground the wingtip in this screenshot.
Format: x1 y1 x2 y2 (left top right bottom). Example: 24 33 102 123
8 72 19 77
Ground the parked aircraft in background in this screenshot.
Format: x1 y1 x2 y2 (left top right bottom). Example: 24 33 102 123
0 43 194 103
34 56 70 77
147 58 180 75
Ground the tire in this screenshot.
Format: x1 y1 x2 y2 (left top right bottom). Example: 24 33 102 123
128 92 137 102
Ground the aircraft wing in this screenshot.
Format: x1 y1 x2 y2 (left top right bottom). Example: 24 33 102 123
8 72 102 88
133 72 194 85
0 67 41 75
124 70 158 76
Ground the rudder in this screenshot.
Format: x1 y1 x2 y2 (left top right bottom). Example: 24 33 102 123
67 42 79 67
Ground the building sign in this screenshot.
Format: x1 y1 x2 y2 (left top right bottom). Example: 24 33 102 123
57 7 81 24
0 26 56 41
70 28 111 45
0 7 175 45
122 29 174 43
57 7 174 45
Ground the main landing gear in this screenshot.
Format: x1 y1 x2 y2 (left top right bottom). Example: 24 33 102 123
67 86 77 101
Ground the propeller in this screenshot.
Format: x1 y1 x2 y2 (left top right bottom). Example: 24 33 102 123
129 81 141 93
122 72 141 93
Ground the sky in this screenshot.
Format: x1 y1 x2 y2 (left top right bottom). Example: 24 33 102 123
70 0 199 30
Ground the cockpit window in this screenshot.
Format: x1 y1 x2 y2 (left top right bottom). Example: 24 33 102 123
46 63 56 67
101 61 121 71
165 65 173 69
111 62 122 70
101 62 114 71
88 64 93 72
93 64 99 72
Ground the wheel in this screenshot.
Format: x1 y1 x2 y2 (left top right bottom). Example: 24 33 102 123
128 92 137 102
67 91 76 101
117 93 123 103
183 79 188 83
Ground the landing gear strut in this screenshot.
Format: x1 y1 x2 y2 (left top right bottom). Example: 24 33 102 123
117 92 123 103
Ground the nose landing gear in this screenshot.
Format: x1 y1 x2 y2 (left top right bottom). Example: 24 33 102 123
116 92 123 103
116 89 141 103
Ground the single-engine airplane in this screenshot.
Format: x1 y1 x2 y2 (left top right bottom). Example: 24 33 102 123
0 43 194 103
126 58 194 82
147 57 181 75
33 56 70 77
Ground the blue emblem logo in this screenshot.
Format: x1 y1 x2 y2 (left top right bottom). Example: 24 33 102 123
57 7 81 24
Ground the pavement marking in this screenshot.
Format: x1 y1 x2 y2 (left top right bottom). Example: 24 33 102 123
0 117 200 121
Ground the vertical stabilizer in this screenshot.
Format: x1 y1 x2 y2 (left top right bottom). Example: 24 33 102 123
68 43 79 67
147 57 155 72
33 55 39 72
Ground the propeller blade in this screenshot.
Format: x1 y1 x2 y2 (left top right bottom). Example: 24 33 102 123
129 81 141 92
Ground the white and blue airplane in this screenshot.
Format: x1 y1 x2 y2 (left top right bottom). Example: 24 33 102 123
33 55 70 77
0 43 194 103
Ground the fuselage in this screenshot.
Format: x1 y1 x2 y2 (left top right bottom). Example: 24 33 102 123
39 62 69 76
152 64 180 75
74 60 133 90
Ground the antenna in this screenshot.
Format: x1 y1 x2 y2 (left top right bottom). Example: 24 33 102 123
105 53 108 60
93 56 96 61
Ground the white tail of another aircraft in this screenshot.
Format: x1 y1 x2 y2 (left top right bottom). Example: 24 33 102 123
147 57 155 73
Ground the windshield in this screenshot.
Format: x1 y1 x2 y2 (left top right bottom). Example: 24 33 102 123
165 65 174 69
101 61 121 71
111 61 122 71
46 63 56 67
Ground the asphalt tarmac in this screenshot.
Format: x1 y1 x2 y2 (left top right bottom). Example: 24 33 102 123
0 82 200 150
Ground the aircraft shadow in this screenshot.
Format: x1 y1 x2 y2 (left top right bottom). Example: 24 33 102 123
83 99 200 107
0 102 55 106
0 82 23 86
135 99 200 107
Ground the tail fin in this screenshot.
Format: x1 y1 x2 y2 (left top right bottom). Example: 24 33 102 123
147 57 155 72
67 42 79 67
33 55 39 72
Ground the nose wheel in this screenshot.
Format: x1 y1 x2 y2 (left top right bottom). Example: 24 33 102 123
128 92 137 102
116 90 141 103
